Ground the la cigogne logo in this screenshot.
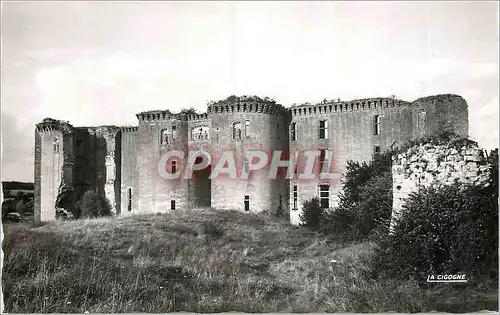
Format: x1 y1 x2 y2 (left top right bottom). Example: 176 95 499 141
426 274 468 283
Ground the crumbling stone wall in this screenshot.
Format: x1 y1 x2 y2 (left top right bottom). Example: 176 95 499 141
187 114 212 209
35 118 75 224
93 126 121 215
34 119 122 223
391 140 491 230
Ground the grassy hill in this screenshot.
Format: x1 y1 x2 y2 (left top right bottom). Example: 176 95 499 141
2 209 497 313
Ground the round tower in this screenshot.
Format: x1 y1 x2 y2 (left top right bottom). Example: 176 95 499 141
411 94 469 139
136 110 189 213
207 96 290 214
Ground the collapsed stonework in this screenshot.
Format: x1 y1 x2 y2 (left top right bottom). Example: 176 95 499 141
391 139 492 230
34 118 122 222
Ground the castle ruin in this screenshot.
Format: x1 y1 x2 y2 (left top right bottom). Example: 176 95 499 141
34 94 469 225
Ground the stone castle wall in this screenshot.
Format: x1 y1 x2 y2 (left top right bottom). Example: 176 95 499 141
288 94 469 225
391 140 491 230
34 94 469 225
120 127 139 215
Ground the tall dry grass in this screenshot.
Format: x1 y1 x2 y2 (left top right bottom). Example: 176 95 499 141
2 209 496 312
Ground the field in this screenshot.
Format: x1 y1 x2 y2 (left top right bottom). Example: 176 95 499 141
2 209 498 313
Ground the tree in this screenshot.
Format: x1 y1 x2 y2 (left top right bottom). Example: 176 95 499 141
299 197 324 229
77 190 112 219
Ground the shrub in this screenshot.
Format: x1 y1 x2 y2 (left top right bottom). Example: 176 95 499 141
299 197 324 229
323 151 393 240
371 148 498 283
372 180 498 283
77 190 112 219
23 198 34 214
56 207 75 220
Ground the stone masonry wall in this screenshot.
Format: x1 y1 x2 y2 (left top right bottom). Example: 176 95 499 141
120 127 138 215
289 98 415 225
35 94 469 225
391 140 491 229
35 118 74 224
136 111 189 213
208 99 289 215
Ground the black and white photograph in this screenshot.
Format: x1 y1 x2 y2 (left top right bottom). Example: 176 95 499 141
1 1 498 313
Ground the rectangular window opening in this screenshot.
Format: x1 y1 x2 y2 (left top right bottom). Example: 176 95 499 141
292 185 298 210
172 160 177 174
319 184 329 209
245 120 251 138
171 200 176 210
319 149 329 173
374 146 381 156
319 120 328 139
291 151 299 175
291 122 297 141
172 125 177 140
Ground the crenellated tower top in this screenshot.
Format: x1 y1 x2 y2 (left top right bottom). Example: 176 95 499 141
36 118 74 133
207 95 288 116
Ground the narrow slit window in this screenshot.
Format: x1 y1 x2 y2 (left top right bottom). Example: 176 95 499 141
171 160 177 174
243 157 249 174
244 195 250 212
171 200 176 210
53 138 60 153
291 151 299 175
291 122 297 141
373 115 380 135
233 122 242 140
172 125 177 140
319 184 329 209
292 185 298 210
127 188 132 212
161 129 169 145
245 120 251 138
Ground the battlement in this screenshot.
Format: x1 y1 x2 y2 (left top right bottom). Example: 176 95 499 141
187 113 210 121
121 126 139 133
36 118 74 133
207 95 287 116
136 109 175 122
289 97 410 117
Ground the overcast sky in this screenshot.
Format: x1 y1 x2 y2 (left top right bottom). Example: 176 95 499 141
1 1 498 182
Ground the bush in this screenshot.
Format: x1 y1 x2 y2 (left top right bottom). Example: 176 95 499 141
23 198 34 214
323 151 393 241
56 207 75 220
372 181 498 283
77 190 112 219
371 148 498 283
299 197 324 229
